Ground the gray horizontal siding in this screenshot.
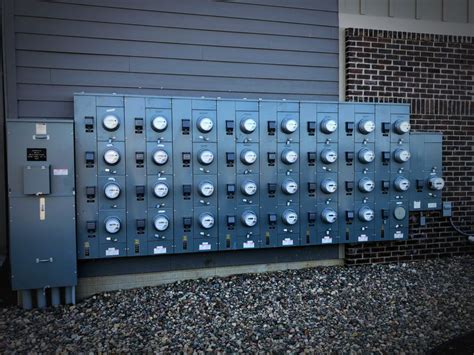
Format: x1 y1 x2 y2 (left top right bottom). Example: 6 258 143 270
15 1 337 38
10 0 339 119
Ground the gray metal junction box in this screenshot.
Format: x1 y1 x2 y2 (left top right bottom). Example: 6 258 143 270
7 120 77 306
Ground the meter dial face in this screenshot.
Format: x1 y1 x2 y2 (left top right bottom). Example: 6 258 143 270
103 149 121 165
358 148 375 163
320 148 338 164
102 114 120 131
281 118 298 133
241 180 258 196
320 119 337 134
394 119 411 134
197 117 214 133
104 182 121 199
154 215 169 231
240 118 257 133
358 207 375 222
394 148 411 163
282 209 298 225
199 213 215 229
282 179 298 195
428 176 445 191
152 115 168 132
199 181 215 197
198 150 215 165
358 177 375 193
153 182 169 198
281 149 298 164
321 208 337 224
153 149 169 165
394 176 410 192
240 149 257 165
241 211 258 227
393 206 407 221
321 178 337 194
358 119 375 134
104 217 121 234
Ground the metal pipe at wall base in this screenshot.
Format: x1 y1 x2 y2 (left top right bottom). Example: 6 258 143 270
51 287 60 306
17 286 76 309
21 290 32 310
65 286 75 305
36 289 46 308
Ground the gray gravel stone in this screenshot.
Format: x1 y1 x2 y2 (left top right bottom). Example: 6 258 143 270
0 256 473 353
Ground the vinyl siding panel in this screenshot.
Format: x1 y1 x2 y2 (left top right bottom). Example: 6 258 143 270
10 0 339 119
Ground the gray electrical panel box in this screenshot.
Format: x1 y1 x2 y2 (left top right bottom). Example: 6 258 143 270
74 94 444 259
409 132 444 211
7 120 77 293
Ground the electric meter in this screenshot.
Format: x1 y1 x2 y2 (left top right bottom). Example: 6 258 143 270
199 213 215 229
197 117 214 133
394 176 410 192
394 119 410 134
358 177 375 192
104 182 121 199
320 118 337 134
393 148 411 163
198 181 215 197
241 211 258 227
281 149 298 164
151 115 168 132
320 148 338 164
282 178 298 195
153 215 169 231
358 119 375 134
240 149 257 165
281 118 298 133
241 180 258 196
428 176 445 191
358 148 375 163
321 178 337 194
153 182 169 198
358 206 375 222
282 209 298 225
104 217 121 234
321 208 337 224
103 149 121 165
102 114 120 131
240 118 257 133
198 150 215 165
152 149 169 165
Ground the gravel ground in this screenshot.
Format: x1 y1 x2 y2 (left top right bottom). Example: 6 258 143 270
1 256 473 353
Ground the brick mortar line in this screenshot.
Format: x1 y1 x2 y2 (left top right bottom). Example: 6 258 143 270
345 28 474 43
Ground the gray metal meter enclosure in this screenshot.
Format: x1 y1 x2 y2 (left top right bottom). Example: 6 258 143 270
7 120 77 308
72 94 444 259
6 94 445 308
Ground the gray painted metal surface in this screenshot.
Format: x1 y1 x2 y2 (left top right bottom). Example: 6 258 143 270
7 119 77 290
409 132 444 212
74 94 444 260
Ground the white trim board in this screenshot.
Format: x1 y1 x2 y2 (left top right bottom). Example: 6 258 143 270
340 13 474 36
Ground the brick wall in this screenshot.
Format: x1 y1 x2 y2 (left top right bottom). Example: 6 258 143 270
345 28 474 264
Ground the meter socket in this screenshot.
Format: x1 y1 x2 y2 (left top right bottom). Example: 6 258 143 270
281 149 298 164
151 115 168 132
241 211 258 227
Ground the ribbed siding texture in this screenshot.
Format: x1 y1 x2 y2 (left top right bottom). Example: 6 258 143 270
11 0 339 119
